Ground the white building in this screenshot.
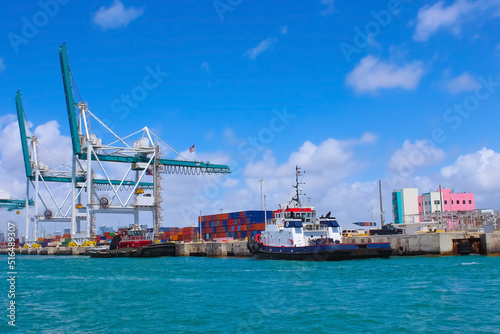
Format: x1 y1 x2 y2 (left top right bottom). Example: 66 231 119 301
392 188 419 224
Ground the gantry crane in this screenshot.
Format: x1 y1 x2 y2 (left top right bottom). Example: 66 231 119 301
59 43 230 240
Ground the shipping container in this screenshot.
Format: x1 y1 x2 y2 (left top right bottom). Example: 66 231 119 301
250 223 266 231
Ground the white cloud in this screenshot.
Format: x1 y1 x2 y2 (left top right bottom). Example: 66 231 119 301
0 117 27 198
413 0 500 41
441 148 500 193
280 25 288 35
444 72 480 94
360 132 378 144
388 140 445 174
414 0 469 41
0 58 5 72
93 1 144 31
235 135 379 223
243 37 277 60
320 0 335 16
346 55 425 94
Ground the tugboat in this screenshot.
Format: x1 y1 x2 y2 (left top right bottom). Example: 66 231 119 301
247 166 393 261
89 225 175 258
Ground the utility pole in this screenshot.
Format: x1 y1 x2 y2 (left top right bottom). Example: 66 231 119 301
379 180 384 227
258 179 264 210
264 195 267 227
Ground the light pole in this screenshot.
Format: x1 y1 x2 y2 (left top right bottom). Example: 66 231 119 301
258 179 264 210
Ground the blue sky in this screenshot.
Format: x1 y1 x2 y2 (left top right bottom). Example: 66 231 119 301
1 0 500 233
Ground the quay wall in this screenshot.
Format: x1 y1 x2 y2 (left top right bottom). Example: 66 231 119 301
174 241 252 257
344 232 500 256
480 232 500 255
4 234 500 257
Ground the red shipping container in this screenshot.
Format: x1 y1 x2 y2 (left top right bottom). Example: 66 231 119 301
251 223 265 231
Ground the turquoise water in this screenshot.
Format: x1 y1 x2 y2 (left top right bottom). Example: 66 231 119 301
2 255 500 333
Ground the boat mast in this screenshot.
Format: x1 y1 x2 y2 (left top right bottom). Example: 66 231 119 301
292 166 305 206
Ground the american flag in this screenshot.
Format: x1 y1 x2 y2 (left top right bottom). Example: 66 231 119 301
189 144 195 153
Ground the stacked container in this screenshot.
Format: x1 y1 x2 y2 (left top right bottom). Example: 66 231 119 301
199 210 274 241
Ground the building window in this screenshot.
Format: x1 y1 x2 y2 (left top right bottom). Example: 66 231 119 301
444 200 447 204
451 200 453 204
419 203 421 206
469 200 472 204
463 200 466 204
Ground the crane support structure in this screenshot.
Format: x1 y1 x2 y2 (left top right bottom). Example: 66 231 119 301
15 91 155 242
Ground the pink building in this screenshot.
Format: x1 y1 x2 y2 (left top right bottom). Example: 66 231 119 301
418 189 475 228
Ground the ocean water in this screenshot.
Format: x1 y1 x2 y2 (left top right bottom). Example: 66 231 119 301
2 255 500 333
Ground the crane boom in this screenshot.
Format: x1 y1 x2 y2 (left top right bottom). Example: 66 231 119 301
59 43 81 155
15 91 33 179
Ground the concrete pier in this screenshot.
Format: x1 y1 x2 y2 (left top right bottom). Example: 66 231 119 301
4 233 500 257
345 231 500 256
